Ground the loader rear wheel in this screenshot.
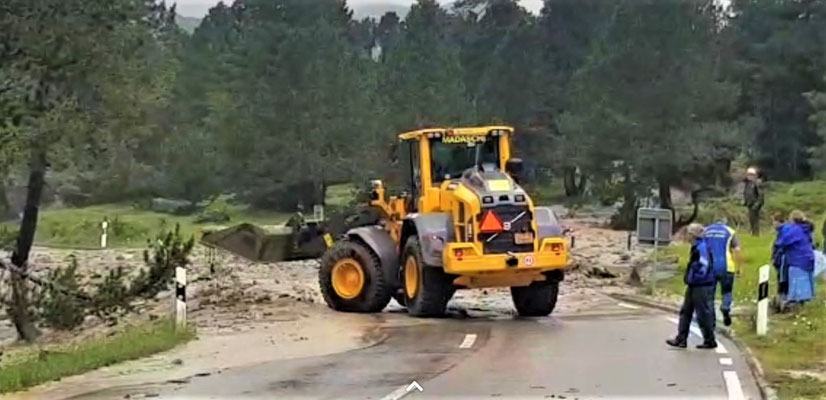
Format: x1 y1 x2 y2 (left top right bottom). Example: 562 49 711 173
402 238 454 317
319 239 391 313
510 281 559 317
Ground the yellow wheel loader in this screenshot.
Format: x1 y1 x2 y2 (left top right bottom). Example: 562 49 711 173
319 126 569 317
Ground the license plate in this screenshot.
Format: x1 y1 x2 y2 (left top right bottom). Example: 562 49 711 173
514 232 534 245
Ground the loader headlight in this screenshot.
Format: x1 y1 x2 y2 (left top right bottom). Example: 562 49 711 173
482 196 494 204
515 194 525 203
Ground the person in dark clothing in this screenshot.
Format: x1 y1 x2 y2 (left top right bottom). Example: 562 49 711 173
667 223 717 349
743 167 764 236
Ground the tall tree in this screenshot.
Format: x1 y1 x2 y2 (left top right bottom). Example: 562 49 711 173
728 0 826 179
0 0 176 341
557 0 740 228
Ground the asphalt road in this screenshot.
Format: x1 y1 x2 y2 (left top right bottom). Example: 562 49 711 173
70 294 762 400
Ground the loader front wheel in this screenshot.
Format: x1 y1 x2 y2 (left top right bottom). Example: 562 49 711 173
320 239 391 313
402 238 454 317
511 281 559 317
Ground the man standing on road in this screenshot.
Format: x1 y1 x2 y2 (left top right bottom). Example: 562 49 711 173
704 220 742 327
667 223 718 349
743 167 764 236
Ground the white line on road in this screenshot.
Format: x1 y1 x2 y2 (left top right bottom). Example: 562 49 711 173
617 302 641 310
716 341 729 354
723 370 746 400
459 334 477 349
378 384 414 400
719 357 733 366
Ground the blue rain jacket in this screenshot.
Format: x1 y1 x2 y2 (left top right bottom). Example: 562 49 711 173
773 222 815 272
685 238 715 286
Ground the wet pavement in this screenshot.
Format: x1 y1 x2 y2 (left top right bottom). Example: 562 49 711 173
63 293 761 400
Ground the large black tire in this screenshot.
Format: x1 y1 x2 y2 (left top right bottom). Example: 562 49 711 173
511 281 559 317
319 239 391 313
401 237 455 317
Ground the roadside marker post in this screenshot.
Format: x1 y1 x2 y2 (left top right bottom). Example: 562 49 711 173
100 218 109 249
757 264 770 336
175 267 187 329
636 208 673 293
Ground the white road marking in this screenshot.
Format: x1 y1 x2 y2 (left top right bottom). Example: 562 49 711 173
379 384 413 400
716 341 729 354
723 370 746 400
459 334 477 349
719 357 733 366
617 302 641 310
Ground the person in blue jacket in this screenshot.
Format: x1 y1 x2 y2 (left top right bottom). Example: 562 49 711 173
773 210 816 311
667 223 717 349
704 220 742 327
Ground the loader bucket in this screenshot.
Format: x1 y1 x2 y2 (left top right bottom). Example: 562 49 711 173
200 223 295 263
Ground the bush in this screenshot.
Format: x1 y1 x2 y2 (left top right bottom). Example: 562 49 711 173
130 224 194 299
0 226 17 251
90 266 133 322
40 256 87 330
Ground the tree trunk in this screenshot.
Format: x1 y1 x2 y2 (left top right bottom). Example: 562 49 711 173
658 178 673 211
611 169 638 230
563 166 582 197
7 149 48 342
0 179 12 221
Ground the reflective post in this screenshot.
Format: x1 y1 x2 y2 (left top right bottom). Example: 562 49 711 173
175 267 187 329
757 265 770 336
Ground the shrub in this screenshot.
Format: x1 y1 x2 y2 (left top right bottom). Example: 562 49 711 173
90 266 133 322
40 256 87 330
130 225 194 299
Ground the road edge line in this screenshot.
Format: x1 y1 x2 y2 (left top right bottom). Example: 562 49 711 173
724 370 747 400
606 292 778 400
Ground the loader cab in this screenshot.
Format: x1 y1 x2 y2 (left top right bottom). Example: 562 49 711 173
398 126 514 213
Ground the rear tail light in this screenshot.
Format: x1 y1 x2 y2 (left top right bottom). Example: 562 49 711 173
454 249 464 260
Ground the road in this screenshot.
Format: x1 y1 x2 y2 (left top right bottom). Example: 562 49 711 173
66 292 761 400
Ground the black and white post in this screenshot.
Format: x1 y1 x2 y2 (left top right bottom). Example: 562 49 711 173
175 267 187 329
757 264 770 336
100 218 109 249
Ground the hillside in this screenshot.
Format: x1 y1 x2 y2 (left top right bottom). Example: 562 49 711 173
176 14 201 34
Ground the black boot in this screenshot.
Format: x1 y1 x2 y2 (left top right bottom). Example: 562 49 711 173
696 341 718 349
666 338 687 348
722 309 732 327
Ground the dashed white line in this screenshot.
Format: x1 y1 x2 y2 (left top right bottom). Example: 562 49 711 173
719 357 733 366
723 371 746 400
716 341 729 354
617 302 641 310
459 334 477 349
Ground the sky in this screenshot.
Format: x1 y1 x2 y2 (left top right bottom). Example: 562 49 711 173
172 0 545 18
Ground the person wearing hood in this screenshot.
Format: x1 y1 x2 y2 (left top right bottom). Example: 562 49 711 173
667 223 717 349
773 210 816 310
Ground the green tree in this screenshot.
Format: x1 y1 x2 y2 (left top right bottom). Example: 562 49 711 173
728 0 826 179
557 0 740 228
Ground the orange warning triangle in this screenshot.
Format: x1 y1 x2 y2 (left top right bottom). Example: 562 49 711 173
479 211 504 233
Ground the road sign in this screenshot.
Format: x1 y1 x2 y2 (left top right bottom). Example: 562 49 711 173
636 208 672 246
636 208 673 293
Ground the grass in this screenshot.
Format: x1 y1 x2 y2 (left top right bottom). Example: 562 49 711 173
0 320 194 393
0 185 361 249
662 234 826 398
0 202 289 249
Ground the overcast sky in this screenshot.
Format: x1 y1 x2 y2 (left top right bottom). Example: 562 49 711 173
173 0 544 18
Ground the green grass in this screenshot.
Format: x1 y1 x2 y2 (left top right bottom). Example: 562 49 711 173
1 202 288 249
0 320 194 393
662 234 826 398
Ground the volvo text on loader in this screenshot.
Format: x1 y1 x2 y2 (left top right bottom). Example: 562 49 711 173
319 126 569 317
